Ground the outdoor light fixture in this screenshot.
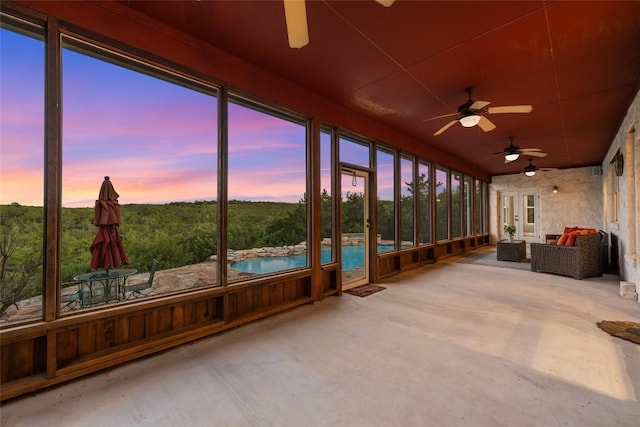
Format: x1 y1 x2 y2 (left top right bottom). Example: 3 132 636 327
459 114 481 128
552 185 559 193
505 152 520 162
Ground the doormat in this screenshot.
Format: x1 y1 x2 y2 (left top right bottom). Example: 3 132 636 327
597 320 640 345
344 284 386 297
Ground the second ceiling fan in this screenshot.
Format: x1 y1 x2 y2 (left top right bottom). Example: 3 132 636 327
493 136 547 163
283 0 395 48
427 87 533 136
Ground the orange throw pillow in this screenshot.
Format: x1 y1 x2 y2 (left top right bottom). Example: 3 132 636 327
565 234 578 246
557 234 569 245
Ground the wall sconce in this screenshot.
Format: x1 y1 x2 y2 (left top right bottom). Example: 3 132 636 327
552 185 559 194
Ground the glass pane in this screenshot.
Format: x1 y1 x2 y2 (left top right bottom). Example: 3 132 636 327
418 161 431 244
503 195 515 238
341 171 367 285
0 22 45 325
464 176 473 236
451 171 462 238
320 128 333 264
400 156 414 247
482 182 489 233
376 148 395 249
62 38 218 310
227 100 307 281
435 167 449 241
474 180 481 235
523 194 535 236
340 135 370 168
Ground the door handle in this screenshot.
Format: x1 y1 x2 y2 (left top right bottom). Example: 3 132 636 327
366 218 372 229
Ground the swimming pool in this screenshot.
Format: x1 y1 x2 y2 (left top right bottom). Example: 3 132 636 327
231 245 394 274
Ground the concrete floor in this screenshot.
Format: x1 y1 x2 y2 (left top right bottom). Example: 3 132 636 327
2 251 640 426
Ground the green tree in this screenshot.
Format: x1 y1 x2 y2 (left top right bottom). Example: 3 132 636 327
341 191 364 233
0 231 43 314
263 195 307 246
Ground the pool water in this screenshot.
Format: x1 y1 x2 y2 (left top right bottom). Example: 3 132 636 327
231 245 394 274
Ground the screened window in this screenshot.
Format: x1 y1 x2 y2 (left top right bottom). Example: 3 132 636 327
435 166 449 241
400 155 415 247
227 98 308 282
340 135 370 168
320 128 334 264
0 19 45 325
376 148 396 249
451 171 462 238
418 161 431 244
474 180 482 235
481 181 489 233
463 175 473 236
61 36 218 308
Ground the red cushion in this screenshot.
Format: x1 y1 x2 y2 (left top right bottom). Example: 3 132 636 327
565 234 578 246
563 226 579 234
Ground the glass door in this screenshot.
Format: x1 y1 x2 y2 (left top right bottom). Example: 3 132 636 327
340 168 369 289
501 190 540 243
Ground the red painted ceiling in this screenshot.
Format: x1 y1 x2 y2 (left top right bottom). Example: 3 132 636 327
121 0 640 176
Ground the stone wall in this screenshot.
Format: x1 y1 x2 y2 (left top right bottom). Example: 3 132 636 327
491 87 640 290
490 166 603 242
602 89 640 287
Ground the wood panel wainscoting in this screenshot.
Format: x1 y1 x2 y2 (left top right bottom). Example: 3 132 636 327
1 273 314 401
0 237 485 401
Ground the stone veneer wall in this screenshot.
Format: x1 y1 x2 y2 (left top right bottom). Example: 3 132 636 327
491 87 640 290
602 89 640 288
490 166 603 243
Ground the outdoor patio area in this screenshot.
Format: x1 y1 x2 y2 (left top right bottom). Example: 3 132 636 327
2 252 639 426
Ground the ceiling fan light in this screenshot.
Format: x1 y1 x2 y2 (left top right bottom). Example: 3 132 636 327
505 153 519 162
524 170 536 177
459 114 481 128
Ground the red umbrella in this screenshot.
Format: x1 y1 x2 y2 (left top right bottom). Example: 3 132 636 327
89 176 129 271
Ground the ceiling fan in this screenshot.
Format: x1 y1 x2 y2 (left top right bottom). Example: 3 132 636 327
427 87 533 136
493 136 547 163
523 158 557 176
283 0 395 49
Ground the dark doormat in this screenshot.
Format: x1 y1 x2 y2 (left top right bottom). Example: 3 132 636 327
597 320 640 345
344 284 386 297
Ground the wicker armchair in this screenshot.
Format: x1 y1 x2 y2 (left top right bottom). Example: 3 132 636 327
530 234 603 280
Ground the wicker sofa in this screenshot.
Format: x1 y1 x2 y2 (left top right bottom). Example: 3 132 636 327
530 234 603 280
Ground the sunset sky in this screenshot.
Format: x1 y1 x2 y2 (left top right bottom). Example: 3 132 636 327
1 27 396 208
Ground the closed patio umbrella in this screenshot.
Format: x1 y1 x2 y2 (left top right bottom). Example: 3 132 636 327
89 176 129 271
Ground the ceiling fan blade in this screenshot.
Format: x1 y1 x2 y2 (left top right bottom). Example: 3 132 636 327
423 112 459 122
283 0 309 49
487 105 533 114
524 151 548 158
433 120 458 136
469 100 490 111
375 0 395 6
476 115 496 132
519 148 542 152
